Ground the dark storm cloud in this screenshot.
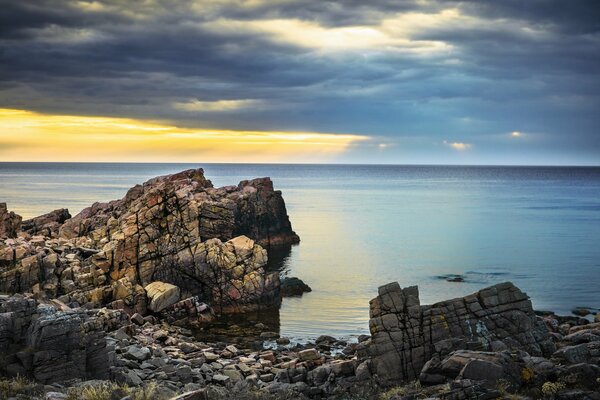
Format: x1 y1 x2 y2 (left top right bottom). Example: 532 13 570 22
0 0 599 163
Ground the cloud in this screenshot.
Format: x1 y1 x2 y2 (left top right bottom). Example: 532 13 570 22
444 140 472 151
0 0 598 164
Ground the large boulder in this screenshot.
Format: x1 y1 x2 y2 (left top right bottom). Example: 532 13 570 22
145 281 181 312
365 281 555 384
0 203 22 238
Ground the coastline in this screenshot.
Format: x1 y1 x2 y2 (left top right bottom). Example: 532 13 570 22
0 168 599 399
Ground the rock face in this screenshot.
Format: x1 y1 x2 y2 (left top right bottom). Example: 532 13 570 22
0 203 22 238
365 281 555 383
58 168 299 248
22 208 71 237
0 169 296 324
0 294 127 383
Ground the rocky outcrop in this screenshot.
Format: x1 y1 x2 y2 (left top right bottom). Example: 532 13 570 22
0 234 279 321
365 281 555 384
22 208 71 237
0 169 298 323
0 294 127 383
58 168 299 248
0 203 21 238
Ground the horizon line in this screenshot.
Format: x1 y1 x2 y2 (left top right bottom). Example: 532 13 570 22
1 161 599 168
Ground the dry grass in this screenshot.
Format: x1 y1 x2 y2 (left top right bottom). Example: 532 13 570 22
0 375 42 398
378 380 422 400
66 381 165 400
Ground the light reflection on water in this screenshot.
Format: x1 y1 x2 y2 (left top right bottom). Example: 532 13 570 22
1 163 600 340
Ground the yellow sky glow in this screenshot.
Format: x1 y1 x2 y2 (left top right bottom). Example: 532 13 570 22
0 109 368 162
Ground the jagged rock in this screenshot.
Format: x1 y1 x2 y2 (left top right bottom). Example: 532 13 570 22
0 294 127 384
145 281 181 312
22 208 71 237
552 341 600 364
0 169 299 325
59 168 298 247
0 203 22 238
366 281 555 383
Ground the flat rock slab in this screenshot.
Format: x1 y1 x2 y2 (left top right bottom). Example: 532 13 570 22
145 281 181 312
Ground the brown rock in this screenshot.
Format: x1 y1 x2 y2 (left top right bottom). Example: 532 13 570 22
0 203 22 238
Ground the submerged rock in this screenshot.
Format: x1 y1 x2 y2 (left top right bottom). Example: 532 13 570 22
280 277 312 297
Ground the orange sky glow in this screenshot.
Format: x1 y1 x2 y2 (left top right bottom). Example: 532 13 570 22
0 109 369 163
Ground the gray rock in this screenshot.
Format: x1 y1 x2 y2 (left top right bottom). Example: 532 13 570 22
125 346 151 361
366 281 555 383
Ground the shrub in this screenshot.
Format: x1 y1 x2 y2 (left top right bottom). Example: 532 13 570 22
541 381 565 398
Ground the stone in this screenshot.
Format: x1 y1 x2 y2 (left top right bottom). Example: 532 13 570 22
280 277 312 297
0 203 22 238
0 295 121 384
212 374 230 384
131 313 145 325
44 392 69 400
260 331 279 339
125 346 151 361
316 335 336 344
145 281 181 312
171 389 208 400
299 348 320 361
366 281 555 383
22 209 71 237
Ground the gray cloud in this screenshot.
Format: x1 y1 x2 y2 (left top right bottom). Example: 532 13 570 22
0 0 599 164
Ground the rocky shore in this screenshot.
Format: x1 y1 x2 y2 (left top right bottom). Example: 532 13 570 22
1 169 599 399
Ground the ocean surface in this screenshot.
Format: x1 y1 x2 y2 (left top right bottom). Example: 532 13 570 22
1 163 600 341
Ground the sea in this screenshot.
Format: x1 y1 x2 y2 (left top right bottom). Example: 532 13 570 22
1 163 599 341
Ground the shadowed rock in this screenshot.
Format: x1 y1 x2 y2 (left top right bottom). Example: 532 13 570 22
0 295 127 383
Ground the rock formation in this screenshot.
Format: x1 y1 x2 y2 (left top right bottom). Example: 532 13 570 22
58 168 299 248
0 203 21 239
364 281 555 383
22 208 71 237
0 294 127 383
0 168 298 324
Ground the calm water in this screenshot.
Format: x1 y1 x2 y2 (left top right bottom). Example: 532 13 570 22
1 163 600 340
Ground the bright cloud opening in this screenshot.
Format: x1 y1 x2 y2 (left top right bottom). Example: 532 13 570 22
0 109 368 163
173 99 262 112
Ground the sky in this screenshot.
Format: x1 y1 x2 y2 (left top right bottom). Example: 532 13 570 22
0 0 599 164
